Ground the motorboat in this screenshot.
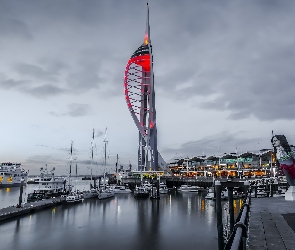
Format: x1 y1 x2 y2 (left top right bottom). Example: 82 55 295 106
159 182 168 194
177 184 199 192
134 185 149 198
205 187 228 200
65 192 83 203
111 184 131 194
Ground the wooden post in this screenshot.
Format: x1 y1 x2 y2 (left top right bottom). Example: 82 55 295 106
244 180 249 194
215 180 224 250
18 179 24 207
228 187 234 233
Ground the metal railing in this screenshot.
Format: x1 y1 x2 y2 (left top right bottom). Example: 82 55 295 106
224 189 251 250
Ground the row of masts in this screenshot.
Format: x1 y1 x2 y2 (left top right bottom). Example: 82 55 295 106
67 128 109 190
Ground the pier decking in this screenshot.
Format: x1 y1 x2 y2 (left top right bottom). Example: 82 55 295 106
248 196 295 250
0 198 61 222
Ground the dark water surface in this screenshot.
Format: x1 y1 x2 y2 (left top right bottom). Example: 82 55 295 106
0 182 243 250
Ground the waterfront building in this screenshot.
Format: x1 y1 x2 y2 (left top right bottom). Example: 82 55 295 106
167 149 277 178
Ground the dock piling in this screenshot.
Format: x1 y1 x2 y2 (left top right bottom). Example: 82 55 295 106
215 180 224 250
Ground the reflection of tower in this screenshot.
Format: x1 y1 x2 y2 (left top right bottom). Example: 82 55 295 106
124 2 165 171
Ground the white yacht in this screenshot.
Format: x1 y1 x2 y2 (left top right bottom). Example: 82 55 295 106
98 186 115 199
65 192 83 203
0 162 28 187
111 184 132 194
159 182 169 194
134 185 149 198
177 184 199 192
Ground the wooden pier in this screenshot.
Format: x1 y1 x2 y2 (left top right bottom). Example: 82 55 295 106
0 198 62 222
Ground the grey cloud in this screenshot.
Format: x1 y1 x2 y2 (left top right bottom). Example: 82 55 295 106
0 18 32 40
49 103 91 117
14 63 57 81
95 130 104 138
22 84 66 98
67 70 103 91
161 131 270 159
0 78 30 90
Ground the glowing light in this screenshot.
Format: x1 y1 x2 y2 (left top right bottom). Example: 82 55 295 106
144 34 148 45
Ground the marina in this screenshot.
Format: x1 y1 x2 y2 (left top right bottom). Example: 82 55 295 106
1 1 295 250
0 180 233 250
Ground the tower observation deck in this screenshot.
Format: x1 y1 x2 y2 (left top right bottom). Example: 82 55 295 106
124 2 166 171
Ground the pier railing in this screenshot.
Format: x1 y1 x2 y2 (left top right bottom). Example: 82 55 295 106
224 189 251 250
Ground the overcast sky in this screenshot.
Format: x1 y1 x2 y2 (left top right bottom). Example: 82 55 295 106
1 0 295 175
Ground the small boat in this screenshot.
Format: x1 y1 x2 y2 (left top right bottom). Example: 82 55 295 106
98 186 114 200
178 184 199 192
159 182 168 194
134 185 149 198
83 188 98 199
65 192 83 203
205 187 228 200
205 187 215 199
111 184 131 194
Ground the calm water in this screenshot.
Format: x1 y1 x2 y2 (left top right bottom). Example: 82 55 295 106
0 181 243 250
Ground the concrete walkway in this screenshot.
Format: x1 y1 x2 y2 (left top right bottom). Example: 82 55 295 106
248 196 295 250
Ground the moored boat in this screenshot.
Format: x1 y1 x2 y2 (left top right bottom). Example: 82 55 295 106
0 162 28 187
65 192 83 203
159 182 169 194
134 185 149 198
27 176 67 202
98 186 115 200
111 184 132 194
177 184 199 192
83 188 98 199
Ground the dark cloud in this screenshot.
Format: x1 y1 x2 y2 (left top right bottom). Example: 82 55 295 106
22 84 66 98
14 63 56 81
161 131 270 159
0 18 32 40
0 78 30 90
49 103 91 117
1 0 295 122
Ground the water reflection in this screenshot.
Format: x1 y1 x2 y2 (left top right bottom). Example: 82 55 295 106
0 185 249 249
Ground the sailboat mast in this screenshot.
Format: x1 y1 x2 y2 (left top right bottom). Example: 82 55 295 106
91 128 95 181
103 127 108 187
69 141 73 192
116 154 118 173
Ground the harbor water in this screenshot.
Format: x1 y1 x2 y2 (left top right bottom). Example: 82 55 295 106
0 180 243 250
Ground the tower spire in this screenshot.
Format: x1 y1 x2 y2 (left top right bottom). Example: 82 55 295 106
144 1 150 45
